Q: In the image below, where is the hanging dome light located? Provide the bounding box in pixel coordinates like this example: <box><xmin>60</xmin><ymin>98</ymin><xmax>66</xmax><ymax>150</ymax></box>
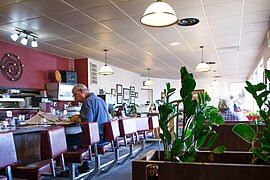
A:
<box><xmin>144</xmin><ymin>79</ymin><xmax>154</xmax><ymax>86</ymax></box>
<box><xmin>98</xmin><ymin>49</ymin><xmax>114</xmax><ymax>76</ymax></box>
<box><xmin>140</xmin><ymin>0</ymin><xmax>178</xmax><ymax>27</ymax></box>
<box><xmin>195</xmin><ymin>46</ymin><xmax>211</xmax><ymax>72</ymax></box>
<box><xmin>144</xmin><ymin>68</ymin><xmax>154</xmax><ymax>86</ymax></box>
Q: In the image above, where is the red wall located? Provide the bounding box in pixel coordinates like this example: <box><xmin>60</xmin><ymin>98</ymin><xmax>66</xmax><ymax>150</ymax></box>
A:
<box><xmin>74</xmin><ymin>58</ymin><xmax>88</xmax><ymax>87</ymax></box>
<box><xmin>0</xmin><ymin>41</ymin><xmax>74</xmax><ymax>90</ymax></box>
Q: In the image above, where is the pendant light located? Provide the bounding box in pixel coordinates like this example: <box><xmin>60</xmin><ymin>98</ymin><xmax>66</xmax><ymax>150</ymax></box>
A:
<box><xmin>98</xmin><ymin>49</ymin><xmax>114</xmax><ymax>76</ymax></box>
<box><xmin>144</xmin><ymin>68</ymin><xmax>154</xmax><ymax>86</ymax></box>
<box><xmin>140</xmin><ymin>0</ymin><xmax>178</xmax><ymax>27</ymax></box>
<box><xmin>195</xmin><ymin>46</ymin><xmax>211</xmax><ymax>72</ymax></box>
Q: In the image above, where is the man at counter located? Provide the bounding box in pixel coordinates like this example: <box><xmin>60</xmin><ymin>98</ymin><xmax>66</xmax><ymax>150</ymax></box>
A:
<box><xmin>70</xmin><ymin>83</ymin><xmax>110</xmax><ymax>137</ymax></box>
<box><xmin>64</xmin><ymin>84</ymin><xmax>110</xmax><ymax>174</ymax></box>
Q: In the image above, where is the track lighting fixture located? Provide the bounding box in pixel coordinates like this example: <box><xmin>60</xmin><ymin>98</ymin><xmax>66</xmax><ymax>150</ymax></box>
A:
<box><xmin>10</xmin><ymin>28</ymin><xmax>39</xmax><ymax>48</ymax></box>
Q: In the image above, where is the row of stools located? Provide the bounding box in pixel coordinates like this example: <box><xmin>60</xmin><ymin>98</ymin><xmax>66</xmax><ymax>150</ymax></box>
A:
<box><xmin>0</xmin><ymin>116</ymin><xmax>159</xmax><ymax>180</ymax></box>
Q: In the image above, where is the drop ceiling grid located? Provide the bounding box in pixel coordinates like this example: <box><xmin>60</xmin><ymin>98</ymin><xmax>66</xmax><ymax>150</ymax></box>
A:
<box><xmin>0</xmin><ymin>0</ymin><xmax>267</xmax><ymax>80</ymax></box>
<box><xmin>109</xmin><ymin>0</ymin><xmax>196</xmax><ymax>73</ymax></box>
<box><xmin>60</xmin><ymin>0</ymin><xmax>180</xmax><ymax>78</ymax></box>
<box><xmin>18</xmin><ymin>1</ymin><xmax>176</xmax><ymax>79</ymax></box>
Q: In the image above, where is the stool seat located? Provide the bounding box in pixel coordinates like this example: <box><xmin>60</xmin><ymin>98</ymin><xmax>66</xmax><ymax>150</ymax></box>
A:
<box><xmin>12</xmin><ymin>160</ymin><xmax>52</xmax><ymax>180</ymax></box>
<box><xmin>97</xmin><ymin>142</ymin><xmax>112</xmax><ymax>154</ymax></box>
<box><xmin>64</xmin><ymin>148</ymin><xmax>90</xmax><ymax>163</ymax></box>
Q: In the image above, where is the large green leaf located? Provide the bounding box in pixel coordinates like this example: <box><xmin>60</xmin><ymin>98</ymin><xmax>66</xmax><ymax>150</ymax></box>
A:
<box><xmin>232</xmin><ymin>124</ymin><xmax>255</xmax><ymax>144</ymax></box>
<box><xmin>245</xmin><ymin>81</ymin><xmax>256</xmax><ymax>95</ymax></box>
<box><xmin>185</xmin><ymin>99</ymin><xmax>197</xmax><ymax>118</ymax></box>
<box><xmin>252</xmin><ymin>147</ymin><xmax>270</xmax><ymax>164</ymax></box>
<box><xmin>265</xmin><ymin>69</ymin><xmax>270</xmax><ymax>81</ymax></box>
<box><xmin>196</xmin><ymin>135</ymin><xmax>208</xmax><ymax>148</ymax></box>
<box><xmin>255</xmin><ymin>83</ymin><xmax>267</xmax><ymax>91</ymax></box>
<box><xmin>258</xmin><ymin>91</ymin><xmax>270</xmax><ymax>99</ymax></box>
<box><xmin>213</xmin><ymin>145</ymin><xmax>226</xmax><ymax>154</ymax></box>
<box><xmin>206</xmin><ymin>133</ymin><xmax>218</xmax><ymax>149</ymax></box>
<box><xmin>259</xmin><ymin>110</ymin><xmax>267</xmax><ymax>121</ymax></box>
<box><xmin>171</xmin><ymin>139</ymin><xmax>183</xmax><ymax>157</ymax></box>
<box><xmin>180</xmin><ymin>77</ymin><xmax>196</xmax><ymax>99</ymax></box>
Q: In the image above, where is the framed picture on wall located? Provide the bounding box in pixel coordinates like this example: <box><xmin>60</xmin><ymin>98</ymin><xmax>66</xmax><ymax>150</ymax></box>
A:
<box><xmin>130</xmin><ymin>96</ymin><xmax>135</xmax><ymax>104</ymax></box>
<box><xmin>135</xmin><ymin>92</ymin><xmax>138</xmax><ymax>98</ymax></box>
<box><xmin>117</xmin><ymin>95</ymin><xmax>123</xmax><ymax>104</ymax></box>
<box><xmin>116</xmin><ymin>84</ymin><xmax>122</xmax><ymax>94</ymax></box>
<box><xmin>130</xmin><ymin>86</ymin><xmax>135</xmax><ymax>96</ymax></box>
<box><xmin>123</xmin><ymin>88</ymin><xmax>130</xmax><ymax>100</ymax></box>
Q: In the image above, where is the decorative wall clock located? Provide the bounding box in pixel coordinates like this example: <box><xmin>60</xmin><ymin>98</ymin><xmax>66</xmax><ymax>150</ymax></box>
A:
<box><xmin>0</xmin><ymin>53</ymin><xmax>24</xmax><ymax>82</ymax></box>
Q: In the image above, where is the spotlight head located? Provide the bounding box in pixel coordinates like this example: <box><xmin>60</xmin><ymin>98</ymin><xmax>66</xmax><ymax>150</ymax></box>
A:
<box><xmin>31</xmin><ymin>38</ymin><xmax>38</xmax><ymax>47</ymax></box>
<box><xmin>20</xmin><ymin>36</ymin><xmax>28</xmax><ymax>45</ymax></box>
<box><xmin>10</xmin><ymin>32</ymin><xmax>20</xmax><ymax>41</ymax></box>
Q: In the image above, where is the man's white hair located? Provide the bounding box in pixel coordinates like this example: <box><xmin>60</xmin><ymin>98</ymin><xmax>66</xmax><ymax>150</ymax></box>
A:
<box><xmin>72</xmin><ymin>84</ymin><xmax>90</xmax><ymax>94</ymax></box>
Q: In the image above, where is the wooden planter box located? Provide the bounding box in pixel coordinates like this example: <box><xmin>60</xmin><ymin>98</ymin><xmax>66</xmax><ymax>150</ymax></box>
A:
<box><xmin>213</xmin><ymin>122</ymin><xmax>264</xmax><ymax>151</ymax></box>
<box><xmin>132</xmin><ymin>150</ymin><xmax>270</xmax><ymax>180</ymax></box>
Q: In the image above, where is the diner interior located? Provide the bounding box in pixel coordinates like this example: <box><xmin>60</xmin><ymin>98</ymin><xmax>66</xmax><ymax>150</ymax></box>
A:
<box><xmin>0</xmin><ymin>0</ymin><xmax>270</xmax><ymax>179</ymax></box>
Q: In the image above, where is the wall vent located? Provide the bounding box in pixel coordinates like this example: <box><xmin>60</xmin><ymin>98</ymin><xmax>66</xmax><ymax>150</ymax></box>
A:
<box><xmin>90</xmin><ymin>62</ymin><xmax>98</xmax><ymax>85</ymax></box>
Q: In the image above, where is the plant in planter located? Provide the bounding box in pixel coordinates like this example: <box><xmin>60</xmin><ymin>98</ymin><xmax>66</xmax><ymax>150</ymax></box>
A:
<box><xmin>158</xmin><ymin>66</ymin><xmax>225</xmax><ymax>161</ymax></box>
<box><xmin>233</xmin><ymin>69</ymin><xmax>270</xmax><ymax>164</ymax></box>
<box><xmin>132</xmin><ymin>67</ymin><xmax>270</xmax><ymax>180</ymax></box>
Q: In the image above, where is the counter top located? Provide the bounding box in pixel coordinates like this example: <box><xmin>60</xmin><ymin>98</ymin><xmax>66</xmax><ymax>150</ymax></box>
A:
<box><xmin>0</xmin><ymin>107</ymin><xmax>39</xmax><ymax>110</ymax></box>
<box><xmin>0</xmin><ymin>123</ymin><xmax>81</xmax><ymax>135</ymax></box>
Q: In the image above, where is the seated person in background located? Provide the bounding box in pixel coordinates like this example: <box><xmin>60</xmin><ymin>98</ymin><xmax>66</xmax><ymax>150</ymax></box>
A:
<box><xmin>218</xmin><ymin>99</ymin><xmax>243</xmax><ymax>121</ymax></box>
<box><xmin>71</xmin><ymin>84</ymin><xmax>110</xmax><ymax>137</ymax></box>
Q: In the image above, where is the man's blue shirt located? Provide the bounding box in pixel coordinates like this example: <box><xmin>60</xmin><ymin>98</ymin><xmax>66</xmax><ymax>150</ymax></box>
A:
<box><xmin>80</xmin><ymin>93</ymin><xmax>110</xmax><ymax>135</ymax></box>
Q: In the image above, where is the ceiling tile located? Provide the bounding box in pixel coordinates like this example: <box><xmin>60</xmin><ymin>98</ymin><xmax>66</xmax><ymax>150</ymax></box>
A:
<box><xmin>0</xmin><ymin>14</ymin><xmax>15</xmax><ymax>25</ymax></box>
<box><xmin>115</xmin><ymin>0</ymin><xmax>151</xmax><ymax>16</ymax></box>
<box><xmin>175</xmin><ymin>6</ymin><xmax>205</xmax><ymax>20</ymax></box>
<box><xmin>245</xmin><ymin>0</ymin><xmax>270</xmax><ymax>13</ymax></box>
<box><xmin>243</xmin><ymin>10</ymin><xmax>270</xmax><ymax>24</ymax></box>
<box><xmin>60</xmin><ymin>0</ymin><xmax>127</xmax><ymax>10</ymax></box>
<box><xmin>100</xmin><ymin>17</ymin><xmax>139</xmax><ymax>31</ymax></box>
<box><xmin>81</xmin><ymin>4</ymin><xmax>125</xmax><ymax>22</ymax></box>
<box><xmin>21</xmin><ymin>0</ymin><xmax>74</xmax><ymax>15</ymax></box>
<box><xmin>43</xmin><ymin>38</ymin><xmax>74</xmax><ymax>47</ymax></box>
<box><xmin>46</xmin><ymin>27</ymin><xmax>80</xmax><ymax>38</ymax></box>
<box><xmin>0</xmin><ymin>2</ymin><xmax>41</xmax><ymax>21</ymax></box>
<box><xmin>71</xmin><ymin>22</ymin><xmax>110</xmax><ymax>35</ymax></box>
<box><xmin>21</xmin><ymin>17</ymin><xmax>64</xmax><ymax>31</ymax></box>
<box><xmin>204</xmin><ymin>0</ymin><xmax>243</xmax><ymax>18</ymax></box>
<box><xmin>242</xmin><ymin>22</ymin><xmax>269</xmax><ymax>33</ymax></box>
<box><xmin>51</xmin><ymin>10</ymin><xmax>94</xmax><ymax>26</ymax></box>
<box><xmin>170</xmin><ymin>0</ymin><xmax>201</xmax><ymax>9</ymax></box>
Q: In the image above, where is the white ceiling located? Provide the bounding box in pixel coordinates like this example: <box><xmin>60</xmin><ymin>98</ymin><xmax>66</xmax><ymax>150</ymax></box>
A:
<box><xmin>0</xmin><ymin>0</ymin><xmax>269</xmax><ymax>80</ymax></box>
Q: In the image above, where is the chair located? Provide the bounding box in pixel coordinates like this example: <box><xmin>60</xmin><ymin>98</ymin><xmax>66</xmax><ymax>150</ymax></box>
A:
<box><xmin>0</xmin><ymin>132</ymin><xmax>17</xmax><ymax>180</ymax></box>
<box><xmin>64</xmin><ymin>122</ymin><xmax>100</xmax><ymax>179</ymax></box>
<box><xmin>12</xmin><ymin>126</ymin><xmax>67</xmax><ymax>180</ymax></box>
<box><xmin>117</xmin><ymin>118</ymin><xmax>137</xmax><ymax>164</ymax></box>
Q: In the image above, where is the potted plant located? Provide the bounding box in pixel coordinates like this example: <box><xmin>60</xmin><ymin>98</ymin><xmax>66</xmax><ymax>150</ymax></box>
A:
<box><xmin>132</xmin><ymin>67</ymin><xmax>270</xmax><ymax>180</ymax></box>
<box><xmin>158</xmin><ymin>67</ymin><xmax>225</xmax><ymax>162</ymax></box>
<box><xmin>233</xmin><ymin>69</ymin><xmax>270</xmax><ymax>164</ymax></box>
